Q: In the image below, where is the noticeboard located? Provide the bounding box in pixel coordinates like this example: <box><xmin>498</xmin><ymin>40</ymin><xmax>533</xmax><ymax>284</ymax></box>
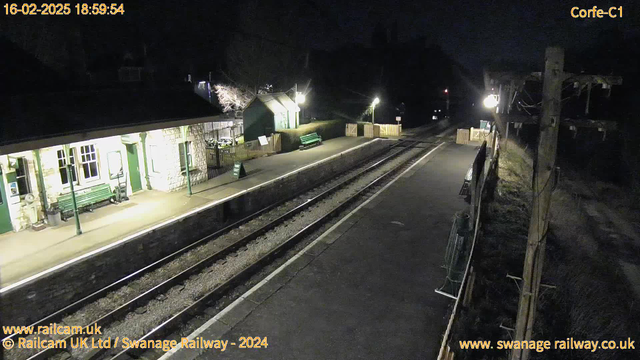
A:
<box><xmin>258</xmin><ymin>135</ymin><xmax>269</xmax><ymax>146</ymax></box>
<box><xmin>233</xmin><ymin>161</ymin><xmax>246</xmax><ymax>179</ymax></box>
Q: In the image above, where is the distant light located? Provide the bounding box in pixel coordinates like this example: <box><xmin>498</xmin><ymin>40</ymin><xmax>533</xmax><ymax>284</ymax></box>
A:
<box><xmin>439</xmin><ymin>109</ymin><xmax>441</xmax><ymax>112</ymax></box>
<box><xmin>295</xmin><ymin>92</ymin><xmax>306</xmax><ymax>104</ymax></box>
<box><xmin>372</xmin><ymin>97</ymin><xmax>380</xmax><ymax>106</ymax></box>
<box><xmin>432</xmin><ymin>115</ymin><xmax>438</xmax><ymax>120</ymax></box>
<box><xmin>444</xmin><ymin>89</ymin><xmax>448</xmax><ymax>93</ymax></box>
<box><xmin>483</xmin><ymin>94</ymin><xmax>499</xmax><ymax>109</ymax></box>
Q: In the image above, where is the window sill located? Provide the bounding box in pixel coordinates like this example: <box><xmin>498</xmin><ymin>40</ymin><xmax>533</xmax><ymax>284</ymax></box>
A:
<box><xmin>180</xmin><ymin>168</ymin><xmax>200</xmax><ymax>176</ymax></box>
<box><xmin>84</xmin><ymin>177</ymin><xmax>101</xmax><ymax>185</ymax></box>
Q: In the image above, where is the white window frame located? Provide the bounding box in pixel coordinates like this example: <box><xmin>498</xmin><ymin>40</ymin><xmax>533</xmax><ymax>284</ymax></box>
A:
<box><xmin>80</xmin><ymin>144</ymin><xmax>100</xmax><ymax>181</ymax></box>
<box><xmin>15</xmin><ymin>157</ymin><xmax>31</xmax><ymax>196</ymax></box>
<box><xmin>179</xmin><ymin>141</ymin><xmax>193</xmax><ymax>172</ymax></box>
<box><xmin>57</xmin><ymin>148</ymin><xmax>79</xmax><ymax>187</ymax></box>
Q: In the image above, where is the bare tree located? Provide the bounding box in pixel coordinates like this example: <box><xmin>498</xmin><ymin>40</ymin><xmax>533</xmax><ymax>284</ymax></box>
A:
<box><xmin>213</xmin><ymin>84</ymin><xmax>253</xmax><ymax>113</ymax></box>
<box><xmin>224</xmin><ymin>0</ymin><xmax>305</xmax><ymax>91</ymax></box>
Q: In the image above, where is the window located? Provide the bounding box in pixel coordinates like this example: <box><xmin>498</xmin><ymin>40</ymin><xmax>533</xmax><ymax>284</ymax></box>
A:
<box><xmin>107</xmin><ymin>151</ymin><xmax>123</xmax><ymax>179</ymax></box>
<box><xmin>80</xmin><ymin>144</ymin><xmax>99</xmax><ymax>180</ymax></box>
<box><xmin>15</xmin><ymin>157</ymin><xmax>31</xmax><ymax>195</ymax></box>
<box><xmin>179</xmin><ymin>142</ymin><xmax>192</xmax><ymax>171</ymax></box>
<box><xmin>57</xmin><ymin>149</ymin><xmax>78</xmax><ymax>185</ymax></box>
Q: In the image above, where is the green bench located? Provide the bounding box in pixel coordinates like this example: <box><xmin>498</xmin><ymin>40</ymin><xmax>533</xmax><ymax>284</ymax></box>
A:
<box><xmin>299</xmin><ymin>132</ymin><xmax>322</xmax><ymax>150</ymax></box>
<box><xmin>58</xmin><ymin>183</ymin><xmax>115</xmax><ymax>220</ymax></box>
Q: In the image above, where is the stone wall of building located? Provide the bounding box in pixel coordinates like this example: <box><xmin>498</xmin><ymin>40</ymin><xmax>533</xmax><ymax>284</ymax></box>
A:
<box><xmin>146</xmin><ymin>124</ymin><xmax>207</xmax><ymax>192</ymax></box>
<box><xmin>1</xmin><ymin>139</ymin><xmax>391</xmax><ymax>326</ymax></box>
<box><xmin>2</xmin><ymin>124</ymin><xmax>208</xmax><ymax>232</ymax></box>
<box><xmin>38</xmin><ymin>136</ymin><xmax>143</xmax><ymax>209</ymax></box>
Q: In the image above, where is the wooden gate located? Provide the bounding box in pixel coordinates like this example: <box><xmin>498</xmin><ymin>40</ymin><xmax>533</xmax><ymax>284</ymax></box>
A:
<box><xmin>345</xmin><ymin>123</ymin><xmax>358</xmax><ymax>137</ymax></box>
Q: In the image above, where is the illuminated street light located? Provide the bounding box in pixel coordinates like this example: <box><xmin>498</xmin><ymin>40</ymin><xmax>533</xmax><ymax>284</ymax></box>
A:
<box><xmin>483</xmin><ymin>94</ymin><xmax>499</xmax><ymax>109</ymax></box>
<box><xmin>295</xmin><ymin>92</ymin><xmax>306</xmax><ymax>104</ymax></box>
<box><xmin>444</xmin><ymin>88</ymin><xmax>449</xmax><ymax>117</ymax></box>
<box><xmin>371</xmin><ymin>97</ymin><xmax>380</xmax><ymax>124</ymax></box>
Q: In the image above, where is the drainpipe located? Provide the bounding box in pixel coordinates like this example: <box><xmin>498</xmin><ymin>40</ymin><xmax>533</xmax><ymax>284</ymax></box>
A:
<box><xmin>139</xmin><ymin>132</ymin><xmax>152</xmax><ymax>190</ymax></box>
<box><xmin>180</xmin><ymin>126</ymin><xmax>192</xmax><ymax>196</ymax></box>
<box><xmin>64</xmin><ymin>144</ymin><xmax>82</xmax><ymax>235</ymax></box>
<box><xmin>34</xmin><ymin>149</ymin><xmax>48</xmax><ymax>211</ymax></box>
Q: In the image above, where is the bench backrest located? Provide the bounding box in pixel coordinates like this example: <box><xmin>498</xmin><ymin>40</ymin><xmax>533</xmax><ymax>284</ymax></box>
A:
<box><xmin>300</xmin><ymin>132</ymin><xmax>321</xmax><ymax>143</ymax></box>
<box><xmin>58</xmin><ymin>183</ymin><xmax>112</xmax><ymax>210</ymax></box>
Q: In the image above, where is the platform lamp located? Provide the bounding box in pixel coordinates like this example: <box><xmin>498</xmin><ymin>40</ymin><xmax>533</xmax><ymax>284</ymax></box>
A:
<box><xmin>64</xmin><ymin>144</ymin><xmax>82</xmax><ymax>235</ymax></box>
<box><xmin>483</xmin><ymin>94</ymin><xmax>499</xmax><ymax>109</ymax></box>
<box><xmin>295</xmin><ymin>90</ymin><xmax>306</xmax><ymax>128</ymax></box>
<box><xmin>444</xmin><ymin>88</ymin><xmax>449</xmax><ymax>117</ymax></box>
<box><xmin>371</xmin><ymin>97</ymin><xmax>380</xmax><ymax>125</ymax></box>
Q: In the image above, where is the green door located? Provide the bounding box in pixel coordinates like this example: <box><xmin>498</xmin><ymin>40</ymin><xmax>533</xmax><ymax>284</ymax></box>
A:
<box><xmin>0</xmin><ymin>169</ymin><xmax>14</xmax><ymax>234</ymax></box>
<box><xmin>126</xmin><ymin>144</ymin><xmax>143</xmax><ymax>193</ymax></box>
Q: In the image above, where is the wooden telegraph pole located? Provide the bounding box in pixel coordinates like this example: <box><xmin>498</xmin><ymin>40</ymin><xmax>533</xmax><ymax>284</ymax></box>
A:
<box><xmin>511</xmin><ymin>47</ymin><xmax>564</xmax><ymax>360</ymax></box>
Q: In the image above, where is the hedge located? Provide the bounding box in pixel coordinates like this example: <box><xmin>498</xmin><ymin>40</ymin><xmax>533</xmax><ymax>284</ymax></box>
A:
<box><xmin>278</xmin><ymin>119</ymin><xmax>348</xmax><ymax>152</ymax></box>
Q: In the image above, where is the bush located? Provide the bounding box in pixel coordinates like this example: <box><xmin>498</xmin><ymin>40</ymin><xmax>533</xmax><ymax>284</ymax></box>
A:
<box><xmin>277</xmin><ymin>119</ymin><xmax>347</xmax><ymax>152</ymax></box>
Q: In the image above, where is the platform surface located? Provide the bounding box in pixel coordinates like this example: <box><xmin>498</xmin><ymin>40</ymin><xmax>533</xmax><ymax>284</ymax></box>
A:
<box><xmin>169</xmin><ymin>142</ymin><xmax>478</xmax><ymax>360</ymax></box>
<box><xmin>0</xmin><ymin>137</ymin><xmax>374</xmax><ymax>288</ymax></box>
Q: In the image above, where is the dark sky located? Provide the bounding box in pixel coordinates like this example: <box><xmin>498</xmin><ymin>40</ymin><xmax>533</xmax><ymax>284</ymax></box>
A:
<box><xmin>307</xmin><ymin>0</ymin><xmax>639</xmax><ymax>71</ymax></box>
<box><xmin>2</xmin><ymin>0</ymin><xmax>638</xmax><ymax>74</ymax></box>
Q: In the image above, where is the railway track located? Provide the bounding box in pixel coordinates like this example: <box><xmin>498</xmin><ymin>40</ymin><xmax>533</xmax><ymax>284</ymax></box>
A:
<box><xmin>4</xmin><ymin>123</ymin><xmax>454</xmax><ymax>360</ymax></box>
<box><xmin>4</xmin><ymin>155</ymin><xmax>405</xmax><ymax>358</ymax></box>
<box><xmin>105</xmin><ymin>140</ymin><xmax>441</xmax><ymax>360</ymax></box>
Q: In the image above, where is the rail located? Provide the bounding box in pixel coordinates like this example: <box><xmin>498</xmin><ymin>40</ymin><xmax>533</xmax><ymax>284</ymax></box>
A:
<box><xmin>23</xmin><ymin>141</ymin><xmax>419</xmax><ymax>360</ymax></box>
<box><xmin>111</xmin><ymin>141</ymin><xmax>437</xmax><ymax>360</ymax></box>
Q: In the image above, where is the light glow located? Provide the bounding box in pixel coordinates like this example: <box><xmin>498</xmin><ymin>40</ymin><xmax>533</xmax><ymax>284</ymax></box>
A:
<box><xmin>483</xmin><ymin>94</ymin><xmax>499</xmax><ymax>109</ymax></box>
<box><xmin>295</xmin><ymin>92</ymin><xmax>306</xmax><ymax>104</ymax></box>
<box><xmin>372</xmin><ymin>97</ymin><xmax>380</xmax><ymax>106</ymax></box>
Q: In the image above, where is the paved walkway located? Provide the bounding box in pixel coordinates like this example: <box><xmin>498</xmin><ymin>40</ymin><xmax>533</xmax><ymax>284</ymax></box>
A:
<box><xmin>0</xmin><ymin>137</ymin><xmax>373</xmax><ymax>288</ymax></box>
<box><xmin>166</xmin><ymin>142</ymin><xmax>478</xmax><ymax>360</ymax></box>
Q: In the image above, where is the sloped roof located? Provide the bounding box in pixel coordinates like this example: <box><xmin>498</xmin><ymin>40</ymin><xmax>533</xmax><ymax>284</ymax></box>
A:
<box><xmin>1</xmin><ymin>87</ymin><xmax>221</xmax><ymax>151</ymax></box>
<box><xmin>248</xmin><ymin>92</ymin><xmax>299</xmax><ymax>114</ymax></box>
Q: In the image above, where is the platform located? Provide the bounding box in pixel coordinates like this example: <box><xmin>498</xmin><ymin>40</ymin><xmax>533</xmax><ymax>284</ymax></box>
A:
<box><xmin>165</xmin><ymin>142</ymin><xmax>479</xmax><ymax>360</ymax></box>
<box><xmin>0</xmin><ymin>136</ymin><xmax>374</xmax><ymax>289</ymax></box>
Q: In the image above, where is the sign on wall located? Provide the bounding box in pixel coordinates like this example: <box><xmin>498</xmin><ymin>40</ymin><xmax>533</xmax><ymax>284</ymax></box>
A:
<box><xmin>107</xmin><ymin>151</ymin><xmax>123</xmax><ymax>179</ymax></box>
<box><xmin>8</xmin><ymin>182</ymin><xmax>18</xmax><ymax>197</ymax></box>
<box><xmin>258</xmin><ymin>136</ymin><xmax>269</xmax><ymax>146</ymax></box>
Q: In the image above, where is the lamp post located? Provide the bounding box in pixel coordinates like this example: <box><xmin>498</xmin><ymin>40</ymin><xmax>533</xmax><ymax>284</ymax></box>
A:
<box><xmin>64</xmin><ymin>144</ymin><xmax>82</xmax><ymax>235</ymax></box>
<box><xmin>444</xmin><ymin>88</ymin><xmax>450</xmax><ymax>117</ymax></box>
<box><xmin>293</xmin><ymin>83</ymin><xmax>306</xmax><ymax>128</ymax></box>
<box><xmin>295</xmin><ymin>93</ymin><xmax>306</xmax><ymax>128</ymax></box>
<box><xmin>180</xmin><ymin>125</ymin><xmax>192</xmax><ymax>196</ymax></box>
<box><xmin>371</xmin><ymin>97</ymin><xmax>380</xmax><ymax>125</ymax></box>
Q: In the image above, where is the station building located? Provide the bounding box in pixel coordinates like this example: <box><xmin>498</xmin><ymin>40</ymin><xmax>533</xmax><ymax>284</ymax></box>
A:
<box><xmin>0</xmin><ymin>88</ymin><xmax>221</xmax><ymax>234</ymax></box>
<box><xmin>242</xmin><ymin>93</ymin><xmax>300</xmax><ymax>141</ymax></box>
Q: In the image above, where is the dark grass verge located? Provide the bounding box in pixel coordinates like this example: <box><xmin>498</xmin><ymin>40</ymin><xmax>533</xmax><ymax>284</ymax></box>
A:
<box><xmin>449</xmin><ymin>141</ymin><xmax>640</xmax><ymax>360</ymax></box>
<box><xmin>449</xmin><ymin>144</ymin><xmax>532</xmax><ymax>360</ymax></box>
